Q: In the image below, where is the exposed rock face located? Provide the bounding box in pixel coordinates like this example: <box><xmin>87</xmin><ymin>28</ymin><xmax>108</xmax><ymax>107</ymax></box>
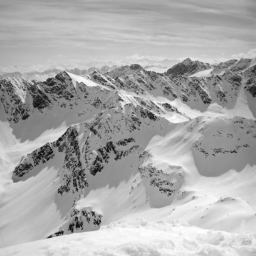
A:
<box><xmin>166</xmin><ymin>58</ymin><xmax>211</xmax><ymax>77</ymax></box>
<box><xmin>0</xmin><ymin>77</ymin><xmax>31</xmax><ymax>122</ymax></box>
<box><xmin>245</xmin><ymin>83</ymin><xmax>256</xmax><ymax>97</ymax></box>
<box><xmin>66</xmin><ymin>207</ymin><xmax>102</xmax><ymax>233</ymax></box>
<box><xmin>28</xmin><ymin>83</ymin><xmax>51</xmax><ymax>110</ymax></box>
<box><xmin>244</xmin><ymin>65</ymin><xmax>256</xmax><ymax>97</ymax></box>
<box><xmin>139</xmin><ymin>163</ymin><xmax>184</xmax><ymax>197</ymax></box>
<box><xmin>88</xmin><ymin>139</ymin><xmax>140</xmax><ymax>176</ymax></box>
<box><xmin>13</xmin><ymin>142</ymin><xmax>55</xmax><ymax>178</ymax></box>
<box><xmin>90</xmin><ymin>71</ymin><xmax>116</xmax><ymax>90</ymax></box>
<box><xmin>188</xmin><ymin>78</ymin><xmax>212</xmax><ymax>104</ymax></box>
<box><xmin>213</xmin><ymin>59</ymin><xmax>237</xmax><ymax>73</ymax></box>
<box><xmin>230</xmin><ymin>58</ymin><xmax>251</xmax><ymax>72</ymax></box>
<box><xmin>54</xmin><ymin>126</ymin><xmax>88</xmax><ymax>196</ymax></box>
<box><xmin>191</xmin><ymin>116</ymin><xmax>256</xmax><ymax>176</ymax></box>
<box><xmin>222</xmin><ymin>70</ymin><xmax>242</xmax><ymax>85</ymax></box>
<box><xmin>47</xmin><ymin>206</ymin><xmax>102</xmax><ymax>238</ymax></box>
<box><xmin>13</xmin><ymin>125</ymin><xmax>88</xmax><ymax>198</ymax></box>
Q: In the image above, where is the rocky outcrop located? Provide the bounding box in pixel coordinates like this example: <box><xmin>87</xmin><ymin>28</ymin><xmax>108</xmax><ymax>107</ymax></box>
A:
<box><xmin>90</xmin><ymin>71</ymin><xmax>116</xmax><ymax>90</ymax></box>
<box><xmin>166</xmin><ymin>58</ymin><xmax>211</xmax><ymax>77</ymax></box>
<box><xmin>13</xmin><ymin>125</ymin><xmax>88</xmax><ymax>197</ymax></box>
<box><xmin>189</xmin><ymin>78</ymin><xmax>212</xmax><ymax>104</ymax></box>
<box><xmin>230</xmin><ymin>58</ymin><xmax>251</xmax><ymax>72</ymax></box>
<box><xmin>213</xmin><ymin>59</ymin><xmax>237</xmax><ymax>73</ymax></box>
<box><xmin>54</xmin><ymin>126</ymin><xmax>88</xmax><ymax>196</ymax></box>
<box><xmin>244</xmin><ymin>65</ymin><xmax>256</xmax><ymax>97</ymax></box>
<box><xmin>0</xmin><ymin>78</ymin><xmax>31</xmax><ymax>122</ymax></box>
<box><xmin>87</xmin><ymin>139</ymin><xmax>141</xmax><ymax>176</ymax></box>
<box><xmin>192</xmin><ymin>117</ymin><xmax>256</xmax><ymax>159</ymax></box>
<box><xmin>245</xmin><ymin>83</ymin><xmax>256</xmax><ymax>97</ymax></box>
<box><xmin>13</xmin><ymin>143</ymin><xmax>55</xmax><ymax>178</ymax></box>
<box><xmin>48</xmin><ymin>206</ymin><xmax>103</xmax><ymax>238</ymax></box>
<box><xmin>66</xmin><ymin>207</ymin><xmax>102</xmax><ymax>233</ymax></box>
<box><xmin>139</xmin><ymin>163</ymin><xmax>184</xmax><ymax>197</ymax></box>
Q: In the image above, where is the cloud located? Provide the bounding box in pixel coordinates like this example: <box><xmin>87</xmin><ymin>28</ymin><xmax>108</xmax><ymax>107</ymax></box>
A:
<box><xmin>231</xmin><ymin>49</ymin><xmax>256</xmax><ymax>59</ymax></box>
<box><xmin>0</xmin><ymin>0</ymin><xmax>255</xmax><ymax>65</ymax></box>
<box><xmin>125</xmin><ymin>54</ymin><xmax>171</xmax><ymax>62</ymax></box>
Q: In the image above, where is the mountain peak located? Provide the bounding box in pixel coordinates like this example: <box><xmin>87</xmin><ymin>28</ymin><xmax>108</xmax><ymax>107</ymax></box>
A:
<box><xmin>166</xmin><ymin>58</ymin><xmax>210</xmax><ymax>77</ymax></box>
<box><xmin>182</xmin><ymin>58</ymin><xmax>193</xmax><ymax>65</ymax></box>
<box><xmin>129</xmin><ymin>64</ymin><xmax>143</xmax><ymax>70</ymax></box>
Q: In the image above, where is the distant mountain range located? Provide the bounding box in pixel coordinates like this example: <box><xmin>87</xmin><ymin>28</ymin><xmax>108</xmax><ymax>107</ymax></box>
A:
<box><xmin>0</xmin><ymin>58</ymin><xmax>179</xmax><ymax>81</ymax></box>
<box><xmin>1</xmin><ymin>56</ymin><xmax>254</xmax><ymax>82</ymax></box>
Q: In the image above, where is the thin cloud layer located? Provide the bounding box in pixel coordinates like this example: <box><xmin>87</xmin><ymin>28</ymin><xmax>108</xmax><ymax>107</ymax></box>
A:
<box><xmin>0</xmin><ymin>0</ymin><xmax>255</xmax><ymax>65</ymax></box>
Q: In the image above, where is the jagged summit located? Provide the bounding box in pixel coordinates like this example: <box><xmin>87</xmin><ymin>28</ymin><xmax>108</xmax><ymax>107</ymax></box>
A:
<box><xmin>244</xmin><ymin>64</ymin><xmax>256</xmax><ymax>97</ymax></box>
<box><xmin>129</xmin><ymin>63</ymin><xmax>143</xmax><ymax>70</ymax></box>
<box><xmin>104</xmin><ymin>63</ymin><xmax>145</xmax><ymax>79</ymax></box>
<box><xmin>166</xmin><ymin>58</ymin><xmax>211</xmax><ymax>77</ymax></box>
<box><xmin>230</xmin><ymin>58</ymin><xmax>252</xmax><ymax>72</ymax></box>
<box><xmin>212</xmin><ymin>59</ymin><xmax>237</xmax><ymax>73</ymax></box>
<box><xmin>181</xmin><ymin>57</ymin><xmax>193</xmax><ymax>65</ymax></box>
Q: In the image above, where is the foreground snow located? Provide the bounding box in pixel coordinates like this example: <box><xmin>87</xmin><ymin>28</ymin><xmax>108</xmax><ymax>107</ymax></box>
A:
<box><xmin>1</xmin><ymin>219</ymin><xmax>255</xmax><ymax>256</ymax></box>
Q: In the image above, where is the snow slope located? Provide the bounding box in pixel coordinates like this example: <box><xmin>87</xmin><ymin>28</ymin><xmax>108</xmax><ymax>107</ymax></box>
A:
<box><xmin>0</xmin><ymin>57</ymin><xmax>256</xmax><ymax>253</ymax></box>
<box><xmin>1</xmin><ymin>219</ymin><xmax>256</xmax><ymax>256</ymax></box>
<box><xmin>190</xmin><ymin>69</ymin><xmax>213</xmax><ymax>77</ymax></box>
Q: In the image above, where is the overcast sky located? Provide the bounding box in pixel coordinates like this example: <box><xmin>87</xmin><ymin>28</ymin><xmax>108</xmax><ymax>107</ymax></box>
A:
<box><xmin>0</xmin><ymin>0</ymin><xmax>255</xmax><ymax>66</ymax></box>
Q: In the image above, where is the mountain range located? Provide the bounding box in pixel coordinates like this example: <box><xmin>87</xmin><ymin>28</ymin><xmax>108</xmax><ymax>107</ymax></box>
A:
<box><xmin>0</xmin><ymin>56</ymin><xmax>256</xmax><ymax>255</ymax></box>
<box><xmin>0</xmin><ymin>58</ymin><xmax>179</xmax><ymax>82</ymax></box>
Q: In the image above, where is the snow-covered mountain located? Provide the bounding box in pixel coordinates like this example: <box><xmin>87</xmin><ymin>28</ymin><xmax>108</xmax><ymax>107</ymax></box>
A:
<box><xmin>0</xmin><ymin>66</ymin><xmax>118</xmax><ymax>82</ymax></box>
<box><xmin>166</xmin><ymin>58</ymin><xmax>211</xmax><ymax>77</ymax></box>
<box><xmin>0</xmin><ymin>57</ymin><xmax>256</xmax><ymax>254</ymax></box>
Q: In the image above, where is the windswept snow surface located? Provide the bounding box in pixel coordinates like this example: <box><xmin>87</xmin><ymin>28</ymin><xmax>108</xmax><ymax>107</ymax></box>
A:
<box><xmin>190</xmin><ymin>68</ymin><xmax>213</xmax><ymax>78</ymax></box>
<box><xmin>145</xmin><ymin>66</ymin><xmax>169</xmax><ymax>73</ymax></box>
<box><xmin>0</xmin><ymin>59</ymin><xmax>256</xmax><ymax>253</ymax></box>
<box><xmin>1</xmin><ymin>219</ymin><xmax>256</xmax><ymax>256</ymax></box>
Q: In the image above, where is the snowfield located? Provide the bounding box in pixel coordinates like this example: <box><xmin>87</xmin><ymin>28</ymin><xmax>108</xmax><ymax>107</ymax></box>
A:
<box><xmin>1</xmin><ymin>219</ymin><xmax>256</xmax><ymax>256</ymax></box>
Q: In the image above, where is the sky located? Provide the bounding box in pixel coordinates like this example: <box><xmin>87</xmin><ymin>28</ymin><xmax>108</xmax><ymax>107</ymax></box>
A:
<box><xmin>0</xmin><ymin>0</ymin><xmax>255</xmax><ymax>66</ymax></box>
